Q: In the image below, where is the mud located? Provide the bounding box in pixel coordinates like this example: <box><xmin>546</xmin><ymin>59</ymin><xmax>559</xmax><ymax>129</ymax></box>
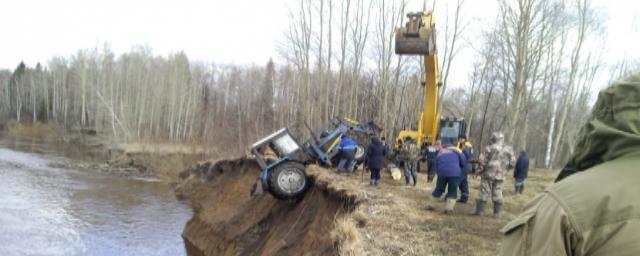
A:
<box><xmin>176</xmin><ymin>159</ymin><xmax>361</xmax><ymax>256</ymax></box>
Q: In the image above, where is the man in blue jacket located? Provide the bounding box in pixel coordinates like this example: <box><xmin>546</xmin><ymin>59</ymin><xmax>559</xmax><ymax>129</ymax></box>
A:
<box><xmin>513</xmin><ymin>151</ymin><xmax>529</xmax><ymax>194</ymax></box>
<box><xmin>429</xmin><ymin>143</ymin><xmax>466</xmax><ymax>214</ymax></box>
<box><xmin>337</xmin><ymin>134</ymin><xmax>358</xmax><ymax>175</ymax></box>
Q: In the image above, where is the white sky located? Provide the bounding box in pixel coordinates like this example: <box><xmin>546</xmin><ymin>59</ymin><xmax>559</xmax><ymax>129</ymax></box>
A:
<box><xmin>1</xmin><ymin>0</ymin><xmax>638</xmax><ymax>90</ymax></box>
<box><xmin>0</xmin><ymin>0</ymin><xmax>289</xmax><ymax>68</ymax></box>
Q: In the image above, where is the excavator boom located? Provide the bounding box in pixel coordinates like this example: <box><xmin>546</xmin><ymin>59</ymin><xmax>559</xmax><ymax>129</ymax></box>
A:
<box><xmin>394</xmin><ymin>11</ymin><xmax>465</xmax><ymax>146</ymax></box>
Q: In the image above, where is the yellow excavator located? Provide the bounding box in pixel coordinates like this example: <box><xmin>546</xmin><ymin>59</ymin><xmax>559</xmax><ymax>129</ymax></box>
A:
<box><xmin>394</xmin><ymin>11</ymin><xmax>466</xmax><ymax>146</ymax></box>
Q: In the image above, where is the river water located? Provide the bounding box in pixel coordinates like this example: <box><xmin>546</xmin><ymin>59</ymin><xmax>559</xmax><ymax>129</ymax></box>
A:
<box><xmin>0</xmin><ymin>138</ymin><xmax>192</xmax><ymax>256</ymax></box>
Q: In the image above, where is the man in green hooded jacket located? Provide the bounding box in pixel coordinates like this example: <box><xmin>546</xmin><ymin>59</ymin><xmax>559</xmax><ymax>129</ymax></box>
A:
<box><xmin>499</xmin><ymin>72</ymin><xmax>640</xmax><ymax>256</ymax></box>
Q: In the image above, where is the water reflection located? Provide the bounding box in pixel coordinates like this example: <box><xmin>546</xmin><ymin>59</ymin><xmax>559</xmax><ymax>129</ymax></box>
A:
<box><xmin>0</xmin><ymin>139</ymin><xmax>191</xmax><ymax>256</ymax></box>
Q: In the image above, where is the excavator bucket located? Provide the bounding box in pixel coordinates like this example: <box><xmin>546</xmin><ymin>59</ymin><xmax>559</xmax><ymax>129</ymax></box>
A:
<box><xmin>395</xmin><ymin>12</ymin><xmax>436</xmax><ymax>55</ymax></box>
<box><xmin>396</xmin><ymin>28</ymin><xmax>432</xmax><ymax>55</ymax></box>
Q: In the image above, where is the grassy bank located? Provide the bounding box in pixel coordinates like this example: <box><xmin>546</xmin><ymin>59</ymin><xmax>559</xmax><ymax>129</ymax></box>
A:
<box><xmin>1</xmin><ymin>122</ymin><xmax>214</xmax><ymax>182</ymax></box>
<box><xmin>322</xmin><ymin>166</ymin><xmax>558</xmax><ymax>255</ymax></box>
<box><xmin>4</xmin><ymin>121</ymin><xmax>57</xmax><ymax>139</ymax></box>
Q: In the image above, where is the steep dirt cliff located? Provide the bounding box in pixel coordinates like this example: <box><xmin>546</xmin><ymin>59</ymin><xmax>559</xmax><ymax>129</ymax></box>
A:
<box><xmin>175</xmin><ymin>158</ymin><xmax>558</xmax><ymax>256</ymax></box>
<box><xmin>175</xmin><ymin>159</ymin><xmax>362</xmax><ymax>256</ymax></box>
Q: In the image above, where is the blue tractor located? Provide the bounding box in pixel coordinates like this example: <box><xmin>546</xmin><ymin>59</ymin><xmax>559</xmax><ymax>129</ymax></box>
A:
<box><xmin>251</xmin><ymin>118</ymin><xmax>380</xmax><ymax>199</ymax></box>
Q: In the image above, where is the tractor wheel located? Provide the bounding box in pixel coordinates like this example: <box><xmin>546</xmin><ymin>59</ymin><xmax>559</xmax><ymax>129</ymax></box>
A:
<box><xmin>267</xmin><ymin>162</ymin><xmax>309</xmax><ymax>200</ymax></box>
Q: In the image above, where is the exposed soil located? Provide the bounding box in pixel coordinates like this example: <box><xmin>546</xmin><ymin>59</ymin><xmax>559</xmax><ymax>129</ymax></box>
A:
<box><xmin>176</xmin><ymin>158</ymin><xmax>557</xmax><ymax>256</ymax></box>
<box><xmin>176</xmin><ymin>159</ymin><xmax>362</xmax><ymax>256</ymax></box>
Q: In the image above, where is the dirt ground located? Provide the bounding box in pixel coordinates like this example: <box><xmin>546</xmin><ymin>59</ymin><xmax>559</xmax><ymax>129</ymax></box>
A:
<box><xmin>175</xmin><ymin>156</ymin><xmax>557</xmax><ymax>256</ymax></box>
<box><xmin>175</xmin><ymin>159</ymin><xmax>360</xmax><ymax>256</ymax></box>
<box><xmin>311</xmin><ymin>164</ymin><xmax>558</xmax><ymax>256</ymax></box>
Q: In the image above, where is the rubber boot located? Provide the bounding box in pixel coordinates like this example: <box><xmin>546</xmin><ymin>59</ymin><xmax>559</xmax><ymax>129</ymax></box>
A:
<box><xmin>470</xmin><ymin>200</ymin><xmax>486</xmax><ymax>216</ymax></box>
<box><xmin>444</xmin><ymin>198</ymin><xmax>456</xmax><ymax>214</ymax></box>
<box><xmin>520</xmin><ymin>184</ymin><xmax>525</xmax><ymax>194</ymax></box>
<box><xmin>493</xmin><ymin>202</ymin><xmax>503</xmax><ymax>218</ymax></box>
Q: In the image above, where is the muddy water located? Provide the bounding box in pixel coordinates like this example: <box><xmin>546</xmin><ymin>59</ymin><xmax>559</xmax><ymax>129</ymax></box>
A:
<box><xmin>0</xmin><ymin>138</ymin><xmax>192</xmax><ymax>256</ymax></box>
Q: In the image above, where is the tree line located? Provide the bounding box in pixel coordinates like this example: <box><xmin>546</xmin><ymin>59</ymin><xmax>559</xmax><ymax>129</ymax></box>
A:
<box><xmin>0</xmin><ymin>0</ymin><xmax>638</xmax><ymax>168</ymax></box>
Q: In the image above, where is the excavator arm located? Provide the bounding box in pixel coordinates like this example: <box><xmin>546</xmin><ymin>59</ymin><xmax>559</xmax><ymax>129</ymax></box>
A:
<box><xmin>394</xmin><ymin>11</ymin><xmax>466</xmax><ymax>147</ymax></box>
<box><xmin>395</xmin><ymin>11</ymin><xmax>440</xmax><ymax>146</ymax></box>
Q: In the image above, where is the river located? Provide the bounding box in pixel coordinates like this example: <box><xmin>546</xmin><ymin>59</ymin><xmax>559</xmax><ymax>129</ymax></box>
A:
<box><xmin>0</xmin><ymin>138</ymin><xmax>192</xmax><ymax>256</ymax></box>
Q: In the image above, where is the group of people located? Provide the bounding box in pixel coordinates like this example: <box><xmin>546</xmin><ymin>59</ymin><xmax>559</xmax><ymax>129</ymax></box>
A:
<box><xmin>333</xmin><ymin>133</ymin><xmax>389</xmax><ymax>187</ymax></box>
<box><xmin>331</xmin><ymin>73</ymin><xmax>640</xmax><ymax>254</ymax></box>
<box><xmin>335</xmin><ymin>130</ymin><xmax>530</xmax><ymax>216</ymax></box>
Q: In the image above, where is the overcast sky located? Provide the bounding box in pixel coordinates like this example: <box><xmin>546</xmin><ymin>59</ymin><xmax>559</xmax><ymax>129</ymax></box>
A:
<box><xmin>1</xmin><ymin>0</ymin><xmax>638</xmax><ymax>89</ymax></box>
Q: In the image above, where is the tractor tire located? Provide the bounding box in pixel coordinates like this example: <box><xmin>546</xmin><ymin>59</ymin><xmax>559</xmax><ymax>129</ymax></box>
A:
<box><xmin>267</xmin><ymin>162</ymin><xmax>309</xmax><ymax>200</ymax></box>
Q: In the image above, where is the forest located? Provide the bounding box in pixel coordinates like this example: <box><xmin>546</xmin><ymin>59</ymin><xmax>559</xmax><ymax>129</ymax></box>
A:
<box><xmin>0</xmin><ymin>0</ymin><xmax>638</xmax><ymax>168</ymax></box>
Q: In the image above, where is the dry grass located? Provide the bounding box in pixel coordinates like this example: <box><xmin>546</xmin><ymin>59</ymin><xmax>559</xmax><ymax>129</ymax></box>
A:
<box><xmin>351</xmin><ymin>209</ymin><xmax>369</xmax><ymax>228</ymax></box>
<box><xmin>108</xmin><ymin>147</ymin><xmax>209</xmax><ymax>182</ymax></box>
<box><xmin>116</xmin><ymin>143</ymin><xmax>215</xmax><ymax>156</ymax></box>
<box><xmin>6</xmin><ymin>121</ymin><xmax>54</xmax><ymax>138</ymax></box>
<box><xmin>331</xmin><ymin>216</ymin><xmax>362</xmax><ymax>255</ymax></box>
<box><xmin>308</xmin><ymin>165</ymin><xmax>558</xmax><ymax>255</ymax></box>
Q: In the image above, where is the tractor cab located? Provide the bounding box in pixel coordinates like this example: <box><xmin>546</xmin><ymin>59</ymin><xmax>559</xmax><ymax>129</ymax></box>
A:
<box><xmin>251</xmin><ymin>128</ymin><xmax>310</xmax><ymax>200</ymax></box>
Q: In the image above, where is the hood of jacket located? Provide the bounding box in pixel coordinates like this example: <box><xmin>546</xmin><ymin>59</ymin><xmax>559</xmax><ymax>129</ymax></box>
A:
<box><xmin>371</xmin><ymin>136</ymin><xmax>382</xmax><ymax>146</ymax></box>
<box><xmin>556</xmin><ymin>72</ymin><xmax>640</xmax><ymax>182</ymax></box>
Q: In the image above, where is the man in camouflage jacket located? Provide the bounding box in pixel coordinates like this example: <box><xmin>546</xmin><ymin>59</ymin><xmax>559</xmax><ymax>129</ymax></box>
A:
<box><xmin>471</xmin><ymin>132</ymin><xmax>515</xmax><ymax>218</ymax></box>
<box><xmin>398</xmin><ymin>136</ymin><xmax>421</xmax><ymax>186</ymax></box>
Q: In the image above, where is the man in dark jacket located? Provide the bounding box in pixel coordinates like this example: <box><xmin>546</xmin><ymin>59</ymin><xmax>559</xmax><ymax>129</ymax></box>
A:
<box><xmin>513</xmin><ymin>151</ymin><xmax>529</xmax><ymax>194</ymax></box>
<box><xmin>337</xmin><ymin>135</ymin><xmax>358</xmax><ymax>175</ymax></box>
<box><xmin>429</xmin><ymin>143</ymin><xmax>466</xmax><ymax>214</ymax></box>
<box><xmin>365</xmin><ymin>136</ymin><xmax>388</xmax><ymax>186</ymax></box>
<box><xmin>424</xmin><ymin>141</ymin><xmax>441</xmax><ymax>183</ymax></box>
<box><xmin>380</xmin><ymin>136</ymin><xmax>390</xmax><ymax>152</ymax></box>
<box><xmin>456</xmin><ymin>135</ymin><xmax>474</xmax><ymax>203</ymax></box>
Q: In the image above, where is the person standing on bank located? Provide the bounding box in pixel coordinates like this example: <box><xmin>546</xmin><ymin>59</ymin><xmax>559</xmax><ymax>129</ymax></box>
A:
<box><xmin>456</xmin><ymin>135</ymin><xmax>474</xmax><ymax>203</ymax></box>
<box><xmin>365</xmin><ymin>136</ymin><xmax>388</xmax><ymax>186</ymax></box>
<box><xmin>399</xmin><ymin>136</ymin><xmax>421</xmax><ymax>186</ymax></box>
<box><xmin>471</xmin><ymin>132</ymin><xmax>515</xmax><ymax>218</ymax></box>
<box><xmin>513</xmin><ymin>151</ymin><xmax>529</xmax><ymax>194</ymax></box>
<box><xmin>423</xmin><ymin>141</ymin><xmax>439</xmax><ymax>183</ymax></box>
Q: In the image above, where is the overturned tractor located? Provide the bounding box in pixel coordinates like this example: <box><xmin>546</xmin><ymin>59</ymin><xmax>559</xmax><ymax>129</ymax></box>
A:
<box><xmin>251</xmin><ymin>118</ymin><xmax>380</xmax><ymax>199</ymax></box>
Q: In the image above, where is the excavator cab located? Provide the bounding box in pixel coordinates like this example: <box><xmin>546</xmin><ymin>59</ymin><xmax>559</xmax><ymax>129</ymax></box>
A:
<box><xmin>438</xmin><ymin>117</ymin><xmax>466</xmax><ymax>145</ymax></box>
<box><xmin>395</xmin><ymin>11</ymin><xmax>436</xmax><ymax>55</ymax></box>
